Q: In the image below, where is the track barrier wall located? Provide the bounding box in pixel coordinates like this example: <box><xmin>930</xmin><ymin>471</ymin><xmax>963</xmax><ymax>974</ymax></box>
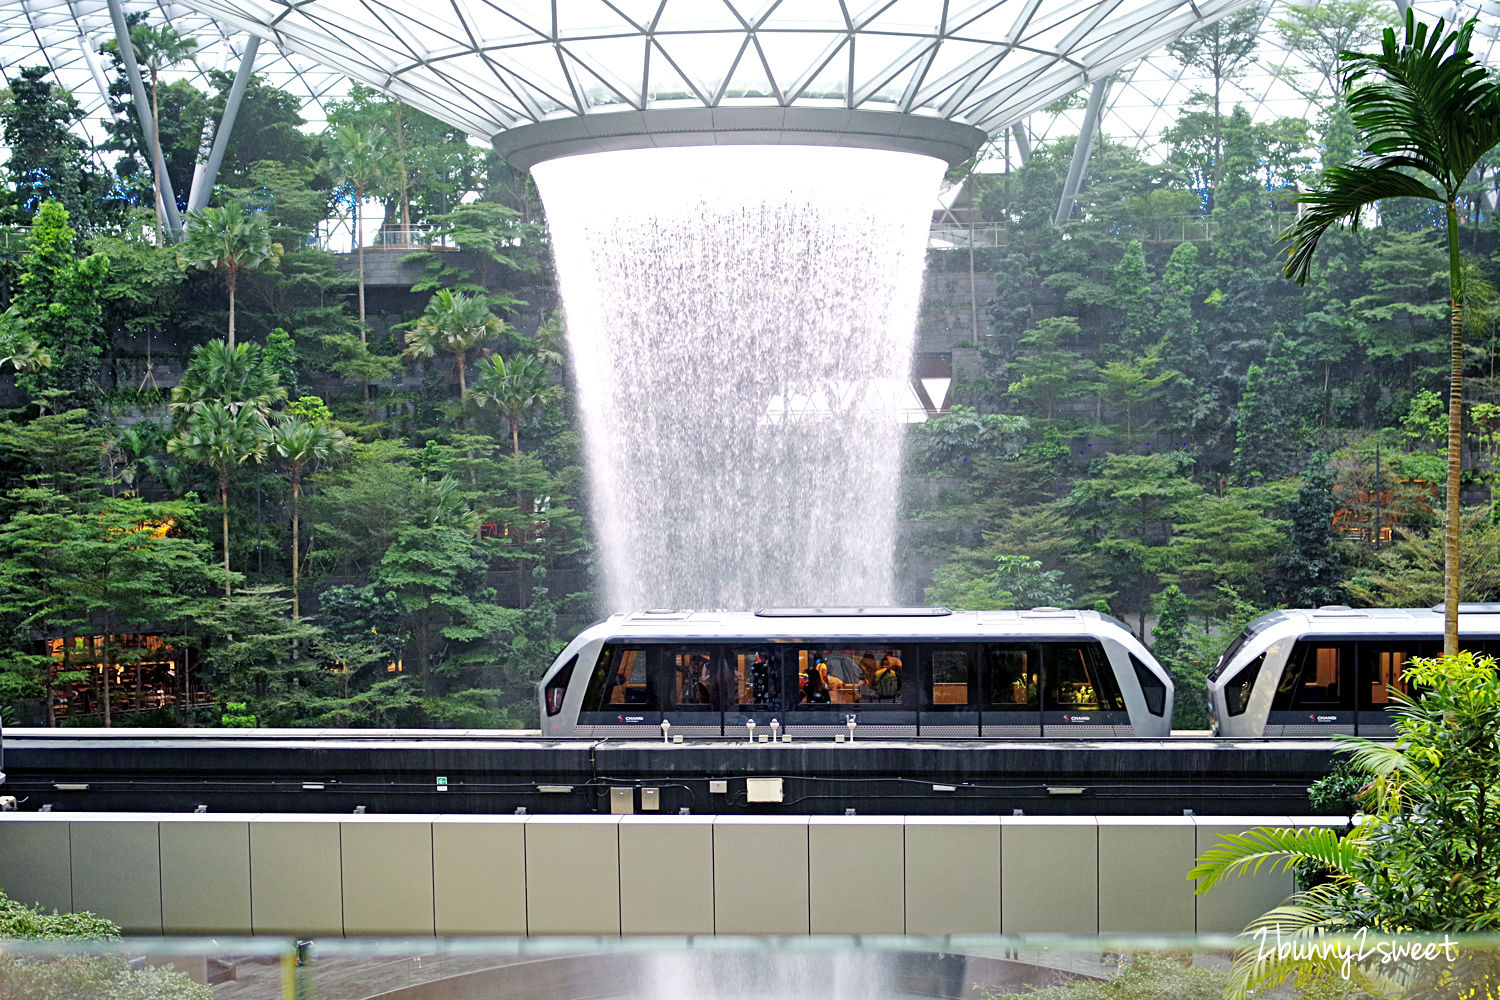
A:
<box><xmin>0</xmin><ymin>812</ymin><xmax>1340</xmax><ymax>937</ymax></box>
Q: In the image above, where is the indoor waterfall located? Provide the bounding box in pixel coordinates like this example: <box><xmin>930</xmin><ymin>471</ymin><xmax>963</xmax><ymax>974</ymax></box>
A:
<box><xmin>534</xmin><ymin>144</ymin><xmax>944</xmax><ymax>611</ymax></box>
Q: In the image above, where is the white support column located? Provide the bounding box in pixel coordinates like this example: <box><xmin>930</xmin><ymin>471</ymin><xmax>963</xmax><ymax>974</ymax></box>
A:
<box><xmin>106</xmin><ymin>0</ymin><xmax>183</xmax><ymax>237</ymax></box>
<box><xmin>1054</xmin><ymin>77</ymin><xmax>1111</xmax><ymax>226</ymax></box>
<box><xmin>187</xmin><ymin>34</ymin><xmax>261</xmax><ymax>215</ymax></box>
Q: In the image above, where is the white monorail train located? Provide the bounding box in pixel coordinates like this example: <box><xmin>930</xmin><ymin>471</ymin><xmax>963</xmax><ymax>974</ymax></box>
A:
<box><xmin>1207</xmin><ymin>604</ymin><xmax>1500</xmax><ymax>737</ymax></box>
<box><xmin>537</xmin><ymin>607</ymin><xmax>1174</xmax><ymax>738</ymax></box>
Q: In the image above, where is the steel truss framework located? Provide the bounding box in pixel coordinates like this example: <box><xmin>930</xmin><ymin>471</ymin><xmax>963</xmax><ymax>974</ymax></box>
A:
<box><xmin>0</xmin><ymin>0</ymin><xmax>1494</xmax><ymax>167</ymax></box>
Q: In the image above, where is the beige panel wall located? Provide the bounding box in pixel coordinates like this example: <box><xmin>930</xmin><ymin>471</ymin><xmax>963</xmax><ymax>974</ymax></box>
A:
<box><xmin>433</xmin><ymin>816</ymin><xmax>528</xmax><ymax>935</ymax></box>
<box><xmin>619</xmin><ymin>815</ymin><xmax>716</xmax><ymax>934</ymax></box>
<box><xmin>0</xmin><ymin>812</ymin><xmax>1346</xmax><ymax>938</ymax></box>
<box><xmin>341</xmin><ymin>817</ymin><xmax>436</xmax><ymax>936</ymax></box>
<box><xmin>159</xmin><ymin>817</ymin><xmax>252</xmax><ymax>934</ymax></box>
<box><xmin>1193</xmin><ymin>816</ymin><xmax>1296</xmax><ymax>934</ymax></box>
<box><xmin>714</xmin><ymin>817</ymin><xmax>809</xmax><ymax>934</ymax></box>
<box><xmin>249</xmin><ymin>818</ymin><xmax>344</xmax><ymax>937</ymax></box>
<box><xmin>1098</xmin><ymin>817</ymin><xmax>1196</xmax><ymax>933</ymax></box>
<box><xmin>70</xmin><ymin>817</ymin><xmax>162</xmax><ymax>934</ymax></box>
<box><xmin>809</xmin><ymin>816</ymin><xmax>905</xmax><ymax>934</ymax></box>
<box><xmin>0</xmin><ymin>816</ymin><xmax>72</xmax><ymax>913</ymax></box>
<box><xmin>903</xmin><ymin>816</ymin><xmax>1002</xmax><ymax>934</ymax></box>
<box><xmin>525</xmin><ymin>816</ymin><xmax>622</xmax><ymax>935</ymax></box>
<box><xmin>1001</xmin><ymin>816</ymin><xmax>1098</xmax><ymax>934</ymax></box>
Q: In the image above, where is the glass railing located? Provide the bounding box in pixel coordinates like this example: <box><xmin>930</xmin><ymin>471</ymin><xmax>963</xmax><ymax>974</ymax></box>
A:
<box><xmin>3</xmin><ymin>934</ymin><xmax>1499</xmax><ymax>999</ymax></box>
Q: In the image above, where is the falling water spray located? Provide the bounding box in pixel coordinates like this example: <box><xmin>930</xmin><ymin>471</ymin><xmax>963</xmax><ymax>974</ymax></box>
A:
<box><xmin>535</xmin><ymin>145</ymin><xmax>943</xmax><ymax>611</ymax></box>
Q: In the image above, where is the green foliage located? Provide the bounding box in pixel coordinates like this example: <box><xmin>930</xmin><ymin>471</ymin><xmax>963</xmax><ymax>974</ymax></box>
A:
<box><xmin>978</xmin><ymin>954</ymin><xmax>1231</xmax><ymax>1000</ymax></box>
<box><xmin>0</xmin><ymin>890</ymin><xmax>211</xmax><ymax>1000</ymax></box>
<box><xmin>0</xmin><ymin>68</ymin><xmax>114</xmax><ymax>225</ymax></box>
<box><xmin>1</xmin><ymin>201</ymin><xmax>109</xmax><ymax>416</ymax></box>
<box><xmin>1191</xmin><ymin>653</ymin><xmax>1500</xmax><ymax>996</ymax></box>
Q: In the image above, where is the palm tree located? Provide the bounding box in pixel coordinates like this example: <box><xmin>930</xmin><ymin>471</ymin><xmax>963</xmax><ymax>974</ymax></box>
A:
<box><xmin>128</xmin><ymin>23</ymin><xmax>197</xmax><ymax>222</ymax></box>
<box><xmin>168</xmin><ymin>401</ymin><xmax>267</xmax><ymax>594</ymax></box>
<box><xmin>177</xmin><ymin>205</ymin><xmax>282</xmax><ymax>348</ymax></box>
<box><xmin>270</xmin><ymin>417</ymin><xmax>348</xmax><ymax>619</ymax></box>
<box><xmin>401</xmin><ymin>289</ymin><xmax>506</xmax><ymax>398</ymax></box>
<box><xmin>1281</xmin><ymin>13</ymin><xmax>1500</xmax><ymax>655</ymax></box>
<box><xmin>169</xmin><ymin>340</ymin><xmax>286</xmax><ymax>422</ymax></box>
<box><xmin>322</xmin><ymin>124</ymin><xmax>391</xmax><ymax>344</ymax></box>
<box><xmin>470</xmin><ymin>353</ymin><xmax>562</xmax><ymax>453</ymax></box>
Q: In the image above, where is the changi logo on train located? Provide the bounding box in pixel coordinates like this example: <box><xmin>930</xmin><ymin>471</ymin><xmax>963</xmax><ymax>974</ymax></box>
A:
<box><xmin>1308</xmin><ymin>714</ymin><xmax>1340</xmax><ymax>723</ymax></box>
<box><xmin>1062</xmin><ymin>714</ymin><xmax>1091</xmax><ymax>723</ymax></box>
<box><xmin>617</xmin><ymin>715</ymin><xmax>645</xmax><ymax>723</ymax></box>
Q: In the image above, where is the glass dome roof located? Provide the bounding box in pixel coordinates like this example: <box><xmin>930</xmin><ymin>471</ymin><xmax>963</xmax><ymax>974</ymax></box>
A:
<box><xmin>0</xmin><ymin>0</ymin><xmax>1493</xmax><ymax>159</ymax></box>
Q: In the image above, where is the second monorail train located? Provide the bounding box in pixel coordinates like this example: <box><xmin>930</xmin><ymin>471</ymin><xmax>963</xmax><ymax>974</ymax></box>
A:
<box><xmin>537</xmin><ymin>606</ymin><xmax>1174</xmax><ymax>738</ymax></box>
<box><xmin>1207</xmin><ymin>604</ymin><xmax>1500</xmax><ymax>737</ymax></box>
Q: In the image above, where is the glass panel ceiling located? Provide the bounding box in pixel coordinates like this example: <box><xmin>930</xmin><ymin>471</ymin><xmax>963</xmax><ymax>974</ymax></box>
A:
<box><xmin>0</xmin><ymin>0</ymin><xmax>1493</xmax><ymax>161</ymax></box>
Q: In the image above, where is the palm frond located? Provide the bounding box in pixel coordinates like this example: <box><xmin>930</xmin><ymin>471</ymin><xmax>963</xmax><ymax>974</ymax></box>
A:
<box><xmin>1280</xmin><ymin>165</ymin><xmax>1440</xmax><ymax>284</ymax></box>
<box><xmin>1189</xmin><ymin>827</ymin><xmax>1361</xmax><ymax>894</ymax></box>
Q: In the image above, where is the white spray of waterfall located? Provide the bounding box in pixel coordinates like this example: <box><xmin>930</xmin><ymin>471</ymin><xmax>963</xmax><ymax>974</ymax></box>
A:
<box><xmin>535</xmin><ymin>145</ymin><xmax>944</xmax><ymax>611</ymax></box>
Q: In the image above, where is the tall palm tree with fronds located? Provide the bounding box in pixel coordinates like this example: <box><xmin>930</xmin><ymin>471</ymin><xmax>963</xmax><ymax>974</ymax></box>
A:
<box><xmin>167</xmin><ymin>401</ymin><xmax>267</xmax><ymax>594</ymax></box>
<box><xmin>177</xmin><ymin>205</ymin><xmax>282</xmax><ymax>349</ymax></box>
<box><xmin>470</xmin><ymin>353</ymin><xmax>562</xmax><ymax>453</ymax></box>
<box><xmin>129</xmin><ymin>23</ymin><xmax>197</xmax><ymax>218</ymax></box>
<box><xmin>322</xmin><ymin>124</ymin><xmax>391</xmax><ymax>345</ymax></box>
<box><xmin>169</xmin><ymin>340</ymin><xmax>286</xmax><ymax>422</ymax></box>
<box><xmin>1281</xmin><ymin>12</ymin><xmax>1500</xmax><ymax>654</ymax></box>
<box><xmin>401</xmin><ymin>289</ymin><xmax>506</xmax><ymax>398</ymax></box>
<box><xmin>270</xmin><ymin>416</ymin><xmax>348</xmax><ymax>619</ymax></box>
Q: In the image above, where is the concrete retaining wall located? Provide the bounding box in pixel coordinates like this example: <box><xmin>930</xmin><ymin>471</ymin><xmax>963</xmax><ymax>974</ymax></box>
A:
<box><xmin>0</xmin><ymin>812</ymin><xmax>1335</xmax><ymax>937</ymax></box>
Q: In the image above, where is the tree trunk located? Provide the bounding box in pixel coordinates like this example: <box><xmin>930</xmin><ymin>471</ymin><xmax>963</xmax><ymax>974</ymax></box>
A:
<box><xmin>511</xmin><ymin>417</ymin><xmax>520</xmax><ymax>455</ymax></box>
<box><xmin>102</xmin><ymin>647</ymin><xmax>112</xmax><ymax>728</ymax></box>
<box><xmin>292</xmin><ymin>473</ymin><xmax>302</xmax><ymax>619</ymax></box>
<box><xmin>457</xmin><ymin>351</ymin><xmax>467</xmax><ymax>397</ymax></box>
<box><xmin>220</xmin><ymin>474</ymin><xmax>232</xmax><ymax>596</ymax></box>
<box><xmin>1444</xmin><ymin>200</ymin><xmax>1465</xmax><ymax>656</ymax></box>
<box><xmin>227</xmin><ymin>271</ymin><xmax>237</xmax><ymax>348</ymax></box>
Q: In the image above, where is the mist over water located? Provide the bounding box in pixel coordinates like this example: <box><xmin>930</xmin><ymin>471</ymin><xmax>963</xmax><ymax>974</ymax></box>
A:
<box><xmin>535</xmin><ymin>145</ymin><xmax>943</xmax><ymax>611</ymax></box>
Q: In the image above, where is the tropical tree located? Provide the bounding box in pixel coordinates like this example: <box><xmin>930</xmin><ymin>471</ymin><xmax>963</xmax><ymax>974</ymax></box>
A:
<box><xmin>401</xmin><ymin>289</ymin><xmax>506</xmax><ymax>398</ymax></box>
<box><xmin>169</xmin><ymin>340</ymin><xmax>286</xmax><ymax>421</ymax></box>
<box><xmin>176</xmin><ymin>204</ymin><xmax>282</xmax><ymax>348</ymax></box>
<box><xmin>167</xmin><ymin>401</ymin><xmax>267</xmax><ymax>593</ymax></box>
<box><xmin>127</xmin><ymin>22</ymin><xmax>197</xmax><ymax>222</ymax></box>
<box><xmin>1280</xmin><ymin>13</ymin><xmax>1500</xmax><ymax>654</ymax></box>
<box><xmin>470</xmin><ymin>353</ymin><xmax>561</xmax><ymax>452</ymax></box>
<box><xmin>270</xmin><ymin>415</ymin><xmax>348</xmax><ymax>618</ymax></box>
<box><xmin>1189</xmin><ymin>652</ymin><xmax>1500</xmax><ymax>997</ymax></box>
<box><xmin>321</xmin><ymin>123</ymin><xmax>391</xmax><ymax>343</ymax></box>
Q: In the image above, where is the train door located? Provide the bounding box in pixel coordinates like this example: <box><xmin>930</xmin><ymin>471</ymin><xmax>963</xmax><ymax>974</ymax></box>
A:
<box><xmin>721</xmin><ymin>645</ymin><xmax>783</xmax><ymax>735</ymax></box>
<box><xmin>1266</xmin><ymin>640</ymin><xmax>1355</xmax><ymax>735</ymax></box>
<box><xmin>921</xmin><ymin>643</ymin><xmax>979</xmax><ymax>737</ymax></box>
<box><xmin>578</xmin><ymin>644</ymin><xmax>662</xmax><ymax>737</ymax></box>
<box><xmin>1355</xmin><ymin>638</ymin><xmax>1435</xmax><ymax>737</ymax></box>
<box><xmin>979</xmin><ymin>643</ymin><xmax>1042</xmax><ymax>736</ymax></box>
<box><xmin>783</xmin><ymin>642</ymin><xmax>917</xmax><ymax>737</ymax></box>
<box><xmin>1039</xmin><ymin>639</ymin><xmax>1126</xmax><ymax>735</ymax></box>
<box><xmin>661</xmin><ymin>645</ymin><xmax>728</xmax><ymax>737</ymax></box>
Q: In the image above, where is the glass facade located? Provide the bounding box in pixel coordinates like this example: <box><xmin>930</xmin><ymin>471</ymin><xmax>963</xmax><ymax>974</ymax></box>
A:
<box><xmin>5</xmin><ymin>0</ymin><xmax>1494</xmax><ymax>160</ymax></box>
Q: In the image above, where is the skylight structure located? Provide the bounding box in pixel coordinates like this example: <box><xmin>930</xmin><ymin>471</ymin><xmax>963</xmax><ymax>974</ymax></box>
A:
<box><xmin>165</xmin><ymin>0</ymin><xmax>1258</xmax><ymax>167</ymax></box>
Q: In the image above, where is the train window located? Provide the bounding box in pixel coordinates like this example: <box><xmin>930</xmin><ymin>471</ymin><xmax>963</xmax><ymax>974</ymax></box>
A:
<box><xmin>1357</xmin><ymin>639</ymin><xmax>1437</xmax><ymax>708</ymax></box>
<box><xmin>666</xmin><ymin>648</ymin><xmax>718</xmax><ymax>708</ymax></box>
<box><xmin>798</xmin><ymin>647</ymin><xmax>907</xmax><ymax>705</ymax></box>
<box><xmin>587</xmin><ymin>645</ymin><xmax>653</xmax><ymax>710</ymax></box>
<box><xmin>981</xmin><ymin>644</ymin><xmax>1039</xmax><ymax>709</ymax></box>
<box><xmin>930</xmin><ymin>647</ymin><xmax>972</xmax><ymax>705</ymax></box>
<box><xmin>1272</xmin><ymin>643</ymin><xmax>1354</xmax><ymax>710</ymax></box>
<box><xmin>1224</xmin><ymin>653</ymin><xmax>1263</xmax><ymax>716</ymax></box>
<box><xmin>1044</xmin><ymin>642</ymin><xmax>1124</xmax><ymax>711</ymax></box>
<box><xmin>728</xmin><ymin>647</ymin><xmax>779</xmax><ymax>708</ymax></box>
<box><xmin>1129</xmin><ymin>654</ymin><xmax>1166</xmax><ymax>716</ymax></box>
<box><xmin>544</xmin><ymin>654</ymin><xmax>578</xmax><ymax>716</ymax></box>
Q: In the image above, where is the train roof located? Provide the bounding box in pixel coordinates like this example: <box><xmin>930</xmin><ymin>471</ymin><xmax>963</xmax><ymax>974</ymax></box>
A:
<box><xmin>582</xmin><ymin>606</ymin><xmax>1142</xmax><ymax>640</ymax></box>
<box><xmin>1242</xmin><ymin>604</ymin><xmax>1500</xmax><ymax>637</ymax></box>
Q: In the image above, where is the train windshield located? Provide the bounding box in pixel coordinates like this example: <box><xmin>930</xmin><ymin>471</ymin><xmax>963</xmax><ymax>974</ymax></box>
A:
<box><xmin>1207</xmin><ymin>617</ymin><xmax>1277</xmax><ymax>681</ymax></box>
